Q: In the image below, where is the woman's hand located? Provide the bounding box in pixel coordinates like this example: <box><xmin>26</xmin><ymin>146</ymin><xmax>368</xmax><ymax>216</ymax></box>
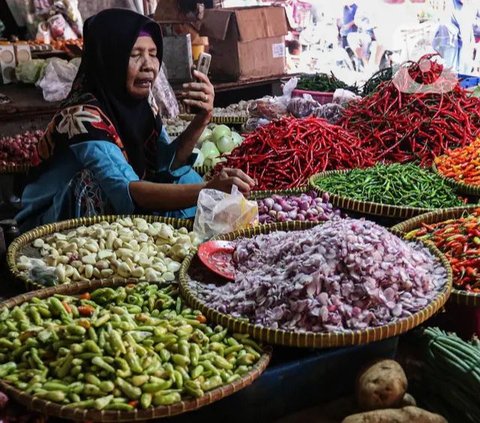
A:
<box><xmin>182</xmin><ymin>70</ymin><xmax>214</xmax><ymax>125</ymax></box>
<box><xmin>206</xmin><ymin>168</ymin><xmax>256</xmax><ymax>195</ymax></box>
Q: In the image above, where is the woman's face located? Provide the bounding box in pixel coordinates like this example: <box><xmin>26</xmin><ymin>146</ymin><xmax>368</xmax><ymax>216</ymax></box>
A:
<box><xmin>126</xmin><ymin>35</ymin><xmax>160</xmax><ymax>99</ymax></box>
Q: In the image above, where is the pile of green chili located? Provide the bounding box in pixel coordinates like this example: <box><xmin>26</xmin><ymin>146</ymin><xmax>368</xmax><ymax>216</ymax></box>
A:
<box><xmin>297</xmin><ymin>72</ymin><xmax>359</xmax><ymax>94</ymax></box>
<box><xmin>311</xmin><ymin>163</ymin><xmax>464</xmax><ymax>209</ymax></box>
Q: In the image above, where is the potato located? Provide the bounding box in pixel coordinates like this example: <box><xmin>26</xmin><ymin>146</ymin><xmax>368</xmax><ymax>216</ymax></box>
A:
<box><xmin>341</xmin><ymin>406</ymin><xmax>447</xmax><ymax>423</ymax></box>
<box><xmin>356</xmin><ymin>360</ymin><xmax>407</xmax><ymax>410</ymax></box>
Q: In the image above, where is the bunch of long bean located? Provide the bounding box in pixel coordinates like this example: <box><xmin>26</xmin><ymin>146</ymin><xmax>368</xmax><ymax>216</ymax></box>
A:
<box><xmin>311</xmin><ymin>163</ymin><xmax>463</xmax><ymax>209</ymax></box>
<box><xmin>414</xmin><ymin>327</ymin><xmax>480</xmax><ymax>423</ymax></box>
<box><xmin>0</xmin><ymin>283</ymin><xmax>263</xmax><ymax>410</ymax></box>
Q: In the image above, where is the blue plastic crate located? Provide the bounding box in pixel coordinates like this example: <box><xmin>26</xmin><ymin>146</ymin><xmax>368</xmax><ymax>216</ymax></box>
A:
<box><xmin>458</xmin><ymin>74</ymin><xmax>480</xmax><ymax>89</ymax></box>
<box><xmin>164</xmin><ymin>337</ymin><xmax>399</xmax><ymax>423</ymax></box>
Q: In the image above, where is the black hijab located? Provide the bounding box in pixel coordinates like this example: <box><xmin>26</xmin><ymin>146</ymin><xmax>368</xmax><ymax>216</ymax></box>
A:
<box><xmin>34</xmin><ymin>9</ymin><xmax>163</xmax><ymax>177</ymax></box>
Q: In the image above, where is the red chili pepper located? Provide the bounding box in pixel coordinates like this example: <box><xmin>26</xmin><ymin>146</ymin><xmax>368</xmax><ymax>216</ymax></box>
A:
<box><xmin>215</xmin><ymin>116</ymin><xmax>376</xmax><ymax>190</ymax></box>
<box><xmin>412</xmin><ymin>209</ymin><xmax>480</xmax><ymax>292</ymax></box>
<box><xmin>340</xmin><ymin>55</ymin><xmax>480</xmax><ymax>167</ymax></box>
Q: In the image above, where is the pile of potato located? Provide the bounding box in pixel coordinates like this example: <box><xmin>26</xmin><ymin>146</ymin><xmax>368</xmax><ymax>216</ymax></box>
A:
<box><xmin>17</xmin><ymin>217</ymin><xmax>202</xmax><ymax>285</ymax></box>
<box><xmin>342</xmin><ymin>360</ymin><xmax>446</xmax><ymax>423</ymax></box>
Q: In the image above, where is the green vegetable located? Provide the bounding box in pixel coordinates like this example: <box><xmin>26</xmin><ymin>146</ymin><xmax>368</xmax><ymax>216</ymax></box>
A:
<box><xmin>297</xmin><ymin>72</ymin><xmax>359</xmax><ymax>94</ymax></box>
<box><xmin>211</xmin><ymin>124</ymin><xmax>232</xmax><ymax>144</ymax></box>
<box><xmin>361</xmin><ymin>67</ymin><xmax>393</xmax><ymax>96</ymax></box>
<box><xmin>0</xmin><ymin>283</ymin><xmax>263</xmax><ymax>410</ymax></box>
<box><xmin>312</xmin><ymin>163</ymin><xmax>463</xmax><ymax>209</ymax></box>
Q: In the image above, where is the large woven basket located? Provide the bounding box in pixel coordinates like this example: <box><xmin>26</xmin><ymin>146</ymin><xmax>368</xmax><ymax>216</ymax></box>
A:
<box><xmin>392</xmin><ymin>206</ymin><xmax>480</xmax><ymax>306</ymax></box>
<box><xmin>179</xmin><ymin>114</ymin><xmax>248</xmax><ymax>125</ymax></box>
<box><xmin>0</xmin><ymin>279</ymin><xmax>271</xmax><ymax>422</ymax></box>
<box><xmin>193</xmin><ymin>165</ymin><xmax>213</xmax><ymax>177</ymax></box>
<box><xmin>248</xmin><ymin>188</ymin><xmax>309</xmax><ymax>200</ymax></box>
<box><xmin>179</xmin><ymin>221</ymin><xmax>453</xmax><ymax>348</ymax></box>
<box><xmin>432</xmin><ymin>163</ymin><xmax>480</xmax><ymax>197</ymax></box>
<box><xmin>7</xmin><ymin>215</ymin><xmax>194</xmax><ymax>292</ymax></box>
<box><xmin>309</xmin><ymin>170</ymin><xmax>458</xmax><ymax>219</ymax></box>
<box><xmin>0</xmin><ymin>164</ymin><xmax>31</xmax><ymax>174</ymax></box>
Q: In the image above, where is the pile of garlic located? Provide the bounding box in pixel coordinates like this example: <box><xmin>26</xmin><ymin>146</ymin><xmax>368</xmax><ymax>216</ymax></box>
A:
<box><xmin>17</xmin><ymin>217</ymin><xmax>201</xmax><ymax>285</ymax></box>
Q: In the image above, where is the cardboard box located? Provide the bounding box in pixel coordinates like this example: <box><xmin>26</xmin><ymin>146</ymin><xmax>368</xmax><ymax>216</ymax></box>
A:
<box><xmin>162</xmin><ymin>34</ymin><xmax>194</xmax><ymax>82</ymax></box>
<box><xmin>0</xmin><ymin>42</ymin><xmax>16</xmax><ymax>84</ymax></box>
<box><xmin>14</xmin><ymin>42</ymin><xmax>31</xmax><ymax>65</ymax></box>
<box><xmin>200</xmin><ymin>6</ymin><xmax>288</xmax><ymax>81</ymax></box>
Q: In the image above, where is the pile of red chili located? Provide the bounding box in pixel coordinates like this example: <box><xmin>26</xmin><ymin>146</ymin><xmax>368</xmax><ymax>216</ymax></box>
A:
<box><xmin>341</xmin><ymin>56</ymin><xmax>480</xmax><ymax>167</ymax></box>
<box><xmin>405</xmin><ymin>209</ymin><xmax>480</xmax><ymax>292</ymax></box>
<box><xmin>435</xmin><ymin>137</ymin><xmax>480</xmax><ymax>185</ymax></box>
<box><xmin>215</xmin><ymin>116</ymin><xmax>376</xmax><ymax>190</ymax></box>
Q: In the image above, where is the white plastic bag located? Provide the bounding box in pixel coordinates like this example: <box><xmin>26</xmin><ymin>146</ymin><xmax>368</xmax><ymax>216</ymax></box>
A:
<box><xmin>333</xmin><ymin>89</ymin><xmax>361</xmax><ymax>106</ymax></box>
<box><xmin>193</xmin><ymin>186</ymin><xmax>259</xmax><ymax>241</ymax></box>
<box><xmin>37</xmin><ymin>58</ymin><xmax>80</xmax><ymax>102</ymax></box>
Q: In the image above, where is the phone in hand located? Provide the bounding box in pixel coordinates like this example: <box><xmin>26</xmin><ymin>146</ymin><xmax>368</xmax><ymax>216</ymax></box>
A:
<box><xmin>196</xmin><ymin>52</ymin><xmax>212</xmax><ymax>77</ymax></box>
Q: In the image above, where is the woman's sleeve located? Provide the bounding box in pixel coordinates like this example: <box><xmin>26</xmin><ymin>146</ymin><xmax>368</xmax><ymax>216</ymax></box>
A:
<box><xmin>153</xmin><ymin>127</ymin><xmax>198</xmax><ymax>182</ymax></box>
<box><xmin>70</xmin><ymin>141</ymin><xmax>140</xmax><ymax>214</ymax></box>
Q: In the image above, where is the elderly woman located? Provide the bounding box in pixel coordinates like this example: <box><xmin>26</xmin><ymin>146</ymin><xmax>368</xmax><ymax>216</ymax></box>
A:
<box><xmin>16</xmin><ymin>9</ymin><xmax>254</xmax><ymax>232</ymax></box>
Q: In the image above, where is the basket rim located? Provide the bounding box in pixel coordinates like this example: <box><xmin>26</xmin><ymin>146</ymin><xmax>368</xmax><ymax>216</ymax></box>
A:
<box><xmin>432</xmin><ymin>163</ymin><xmax>480</xmax><ymax>197</ymax></box>
<box><xmin>179</xmin><ymin>221</ymin><xmax>453</xmax><ymax>348</ymax></box>
<box><xmin>0</xmin><ymin>279</ymin><xmax>271</xmax><ymax>422</ymax></box>
<box><xmin>0</xmin><ymin>163</ymin><xmax>31</xmax><ymax>174</ymax></box>
<box><xmin>392</xmin><ymin>206</ymin><xmax>480</xmax><ymax>306</ymax></box>
<box><xmin>309</xmin><ymin>169</ymin><xmax>465</xmax><ymax>219</ymax></box>
<box><xmin>178</xmin><ymin>114</ymin><xmax>248</xmax><ymax>124</ymax></box>
<box><xmin>7</xmin><ymin>215</ymin><xmax>194</xmax><ymax>292</ymax></box>
<box><xmin>248</xmin><ymin>188</ymin><xmax>309</xmax><ymax>200</ymax></box>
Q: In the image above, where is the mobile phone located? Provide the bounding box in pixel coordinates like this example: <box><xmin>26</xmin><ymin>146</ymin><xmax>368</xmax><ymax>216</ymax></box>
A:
<box><xmin>196</xmin><ymin>52</ymin><xmax>211</xmax><ymax>76</ymax></box>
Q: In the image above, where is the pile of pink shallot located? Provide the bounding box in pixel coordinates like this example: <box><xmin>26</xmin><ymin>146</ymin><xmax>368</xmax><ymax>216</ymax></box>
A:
<box><xmin>0</xmin><ymin>130</ymin><xmax>42</xmax><ymax>167</ymax></box>
<box><xmin>257</xmin><ymin>191</ymin><xmax>342</xmax><ymax>224</ymax></box>
<box><xmin>190</xmin><ymin>219</ymin><xmax>447</xmax><ymax>332</ymax></box>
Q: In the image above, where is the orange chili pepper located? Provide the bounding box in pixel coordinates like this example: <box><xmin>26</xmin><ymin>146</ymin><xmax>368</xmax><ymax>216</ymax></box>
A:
<box><xmin>196</xmin><ymin>314</ymin><xmax>207</xmax><ymax>324</ymax></box>
<box><xmin>62</xmin><ymin>301</ymin><xmax>72</xmax><ymax>314</ymax></box>
<box><xmin>78</xmin><ymin>305</ymin><xmax>95</xmax><ymax>317</ymax></box>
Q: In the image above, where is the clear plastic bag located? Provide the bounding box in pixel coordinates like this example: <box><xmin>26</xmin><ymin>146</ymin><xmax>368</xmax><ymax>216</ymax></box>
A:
<box><xmin>152</xmin><ymin>63</ymin><xmax>179</xmax><ymax>119</ymax></box>
<box><xmin>193</xmin><ymin>186</ymin><xmax>259</xmax><ymax>241</ymax></box>
<box><xmin>247</xmin><ymin>77</ymin><xmax>298</xmax><ymax>120</ymax></box>
<box><xmin>36</xmin><ymin>57</ymin><xmax>80</xmax><ymax>102</ymax></box>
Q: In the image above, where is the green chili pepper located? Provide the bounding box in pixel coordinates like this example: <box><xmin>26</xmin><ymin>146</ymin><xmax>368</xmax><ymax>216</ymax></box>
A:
<box><xmin>153</xmin><ymin>391</ymin><xmax>181</xmax><ymax>406</ymax></box>
<box><xmin>116</xmin><ymin>377</ymin><xmax>142</xmax><ymax>400</ymax></box>
<box><xmin>312</xmin><ymin>163</ymin><xmax>463</xmax><ymax>209</ymax></box>
<box><xmin>92</xmin><ymin>356</ymin><xmax>115</xmax><ymax>374</ymax></box>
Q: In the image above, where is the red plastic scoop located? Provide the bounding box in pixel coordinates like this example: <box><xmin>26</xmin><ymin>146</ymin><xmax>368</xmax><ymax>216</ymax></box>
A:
<box><xmin>197</xmin><ymin>240</ymin><xmax>236</xmax><ymax>281</ymax></box>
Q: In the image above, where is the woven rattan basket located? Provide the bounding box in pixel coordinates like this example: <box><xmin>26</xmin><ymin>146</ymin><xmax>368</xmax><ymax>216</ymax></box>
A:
<box><xmin>0</xmin><ymin>164</ymin><xmax>31</xmax><ymax>174</ymax></box>
<box><xmin>179</xmin><ymin>221</ymin><xmax>453</xmax><ymax>348</ymax></box>
<box><xmin>0</xmin><ymin>279</ymin><xmax>271</xmax><ymax>421</ymax></box>
<box><xmin>392</xmin><ymin>206</ymin><xmax>480</xmax><ymax>306</ymax></box>
<box><xmin>248</xmin><ymin>188</ymin><xmax>309</xmax><ymax>200</ymax></box>
<box><xmin>309</xmin><ymin>170</ymin><xmax>464</xmax><ymax>220</ymax></box>
<box><xmin>7</xmin><ymin>215</ymin><xmax>194</xmax><ymax>291</ymax></box>
<box><xmin>193</xmin><ymin>165</ymin><xmax>212</xmax><ymax>177</ymax></box>
<box><xmin>179</xmin><ymin>114</ymin><xmax>248</xmax><ymax>125</ymax></box>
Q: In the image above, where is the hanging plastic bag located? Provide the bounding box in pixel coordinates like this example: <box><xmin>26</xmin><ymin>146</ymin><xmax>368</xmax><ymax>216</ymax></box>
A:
<box><xmin>36</xmin><ymin>57</ymin><xmax>80</xmax><ymax>102</ymax></box>
<box><xmin>193</xmin><ymin>186</ymin><xmax>259</xmax><ymax>241</ymax></box>
<box><xmin>152</xmin><ymin>64</ymin><xmax>179</xmax><ymax>119</ymax></box>
<box><xmin>247</xmin><ymin>77</ymin><xmax>299</xmax><ymax>120</ymax></box>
